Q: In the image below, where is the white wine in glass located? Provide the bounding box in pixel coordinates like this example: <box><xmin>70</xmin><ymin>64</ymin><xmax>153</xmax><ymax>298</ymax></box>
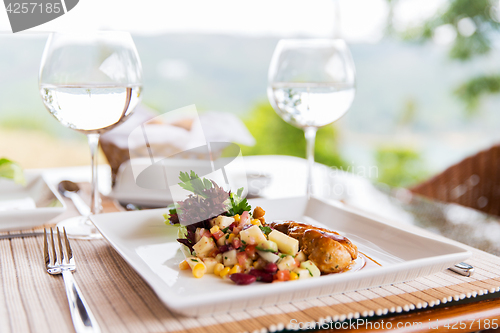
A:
<box><xmin>267</xmin><ymin>39</ymin><xmax>356</xmax><ymax>197</ymax></box>
<box><xmin>39</xmin><ymin>32</ymin><xmax>143</xmax><ymax>239</ymax></box>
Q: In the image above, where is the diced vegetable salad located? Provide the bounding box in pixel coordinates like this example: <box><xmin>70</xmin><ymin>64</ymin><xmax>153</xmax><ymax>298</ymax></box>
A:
<box><xmin>176</xmin><ymin>207</ymin><xmax>320</xmax><ymax>284</ymax></box>
<box><xmin>165</xmin><ymin>171</ymin><xmax>321</xmax><ymax>285</ymax></box>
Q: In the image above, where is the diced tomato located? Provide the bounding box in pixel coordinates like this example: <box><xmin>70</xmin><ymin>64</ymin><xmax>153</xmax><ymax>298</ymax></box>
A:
<box><xmin>240</xmin><ymin>211</ymin><xmax>250</xmax><ymax>225</ymax></box>
<box><xmin>245</xmin><ymin>244</ymin><xmax>256</xmax><ymax>258</ymax></box>
<box><xmin>294</xmin><ymin>258</ymin><xmax>301</xmax><ymax>268</ymax></box>
<box><xmin>202</xmin><ymin>230</ymin><xmax>212</xmax><ymax>239</ymax></box>
<box><xmin>275</xmin><ymin>270</ymin><xmax>290</xmax><ymax>282</ymax></box>
<box><xmin>236</xmin><ymin>251</ymin><xmax>248</xmax><ymax>267</ymax></box>
<box><xmin>212</xmin><ymin>230</ymin><xmax>225</xmax><ymax>240</ymax></box>
<box><xmin>232</xmin><ymin>237</ymin><xmax>242</xmax><ymax>249</ymax></box>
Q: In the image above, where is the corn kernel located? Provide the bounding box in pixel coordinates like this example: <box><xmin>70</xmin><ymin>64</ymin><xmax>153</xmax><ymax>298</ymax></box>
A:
<box><xmin>210</xmin><ymin>225</ymin><xmax>220</xmax><ymax>234</ymax></box>
<box><xmin>229</xmin><ymin>264</ymin><xmax>242</xmax><ymax>275</ymax></box>
<box><xmin>192</xmin><ymin>263</ymin><xmax>205</xmax><ymax>278</ymax></box>
<box><xmin>219</xmin><ymin>267</ymin><xmax>231</xmax><ymax>279</ymax></box>
<box><xmin>289</xmin><ymin>272</ymin><xmax>299</xmax><ymax>281</ymax></box>
<box><xmin>233</xmin><ymin>214</ymin><xmax>240</xmax><ymax>222</ymax></box>
<box><xmin>179</xmin><ymin>260</ymin><xmax>190</xmax><ymax>270</ymax></box>
<box><xmin>227</xmin><ymin>233</ymin><xmax>235</xmax><ymax>244</ymax></box>
<box><xmin>251</xmin><ymin>219</ymin><xmax>261</xmax><ymax>226</ymax></box>
<box><xmin>213</xmin><ymin>263</ymin><xmax>225</xmax><ymax>276</ymax></box>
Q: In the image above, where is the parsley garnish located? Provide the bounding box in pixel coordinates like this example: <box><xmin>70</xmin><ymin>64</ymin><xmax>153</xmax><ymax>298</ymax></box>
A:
<box><xmin>178</xmin><ymin>171</ymin><xmax>214</xmax><ymax>198</ymax></box>
<box><xmin>222</xmin><ymin>227</ymin><xmax>230</xmax><ymax>233</ymax></box>
<box><xmin>192</xmin><ymin>259</ymin><xmax>199</xmax><ymax>262</ymax></box>
<box><xmin>228</xmin><ymin>188</ymin><xmax>251</xmax><ymax>216</ymax></box>
<box><xmin>259</xmin><ymin>226</ymin><xmax>272</xmax><ymax>236</ymax></box>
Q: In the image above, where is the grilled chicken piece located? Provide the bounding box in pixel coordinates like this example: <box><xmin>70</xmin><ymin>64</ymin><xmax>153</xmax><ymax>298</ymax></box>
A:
<box><xmin>269</xmin><ymin>220</ymin><xmax>358</xmax><ymax>274</ymax></box>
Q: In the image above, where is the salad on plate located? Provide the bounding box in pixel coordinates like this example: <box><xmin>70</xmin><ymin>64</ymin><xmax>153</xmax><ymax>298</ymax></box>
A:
<box><xmin>165</xmin><ymin>171</ymin><xmax>359</xmax><ymax>285</ymax></box>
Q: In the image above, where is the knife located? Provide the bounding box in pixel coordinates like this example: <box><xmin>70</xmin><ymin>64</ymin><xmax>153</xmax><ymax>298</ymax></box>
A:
<box><xmin>0</xmin><ymin>232</ymin><xmax>44</xmax><ymax>240</ymax></box>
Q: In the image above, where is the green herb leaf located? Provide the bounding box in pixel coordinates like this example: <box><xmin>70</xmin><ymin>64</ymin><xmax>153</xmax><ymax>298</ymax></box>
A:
<box><xmin>0</xmin><ymin>158</ymin><xmax>25</xmax><ymax>185</ymax></box>
<box><xmin>178</xmin><ymin>171</ymin><xmax>213</xmax><ymax>198</ymax></box>
<box><xmin>227</xmin><ymin>188</ymin><xmax>251</xmax><ymax>216</ymax></box>
<box><xmin>259</xmin><ymin>226</ymin><xmax>272</xmax><ymax>236</ymax></box>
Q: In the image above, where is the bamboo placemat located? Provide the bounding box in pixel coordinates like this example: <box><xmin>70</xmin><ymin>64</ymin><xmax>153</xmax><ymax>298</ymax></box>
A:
<box><xmin>1</xmin><ymin>199</ymin><xmax>500</xmax><ymax>333</ymax></box>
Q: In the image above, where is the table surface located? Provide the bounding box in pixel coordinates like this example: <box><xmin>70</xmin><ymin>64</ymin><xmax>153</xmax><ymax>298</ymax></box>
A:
<box><xmin>4</xmin><ymin>155</ymin><xmax>500</xmax><ymax>332</ymax></box>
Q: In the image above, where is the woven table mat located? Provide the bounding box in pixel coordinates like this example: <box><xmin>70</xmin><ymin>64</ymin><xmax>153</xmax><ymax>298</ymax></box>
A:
<box><xmin>1</xmin><ymin>197</ymin><xmax>500</xmax><ymax>333</ymax></box>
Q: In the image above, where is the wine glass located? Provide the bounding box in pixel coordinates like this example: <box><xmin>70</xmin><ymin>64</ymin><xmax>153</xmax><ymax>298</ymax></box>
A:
<box><xmin>267</xmin><ymin>39</ymin><xmax>355</xmax><ymax>197</ymax></box>
<box><xmin>39</xmin><ymin>32</ymin><xmax>143</xmax><ymax>239</ymax></box>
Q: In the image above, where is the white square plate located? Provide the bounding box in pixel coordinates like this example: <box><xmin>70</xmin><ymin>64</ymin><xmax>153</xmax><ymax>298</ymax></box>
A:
<box><xmin>0</xmin><ymin>173</ymin><xmax>66</xmax><ymax>231</ymax></box>
<box><xmin>91</xmin><ymin>196</ymin><xmax>471</xmax><ymax>316</ymax></box>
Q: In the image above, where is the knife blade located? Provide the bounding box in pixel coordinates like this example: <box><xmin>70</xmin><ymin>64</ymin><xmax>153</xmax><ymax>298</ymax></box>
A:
<box><xmin>0</xmin><ymin>232</ymin><xmax>44</xmax><ymax>240</ymax></box>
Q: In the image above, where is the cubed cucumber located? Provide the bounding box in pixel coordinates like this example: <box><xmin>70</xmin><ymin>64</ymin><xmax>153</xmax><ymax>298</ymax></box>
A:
<box><xmin>256</xmin><ymin>240</ymin><xmax>278</xmax><ymax>252</ymax></box>
<box><xmin>268</xmin><ymin>230</ymin><xmax>299</xmax><ymax>256</ymax></box>
<box><xmin>239</xmin><ymin>225</ymin><xmax>267</xmax><ymax>245</ymax></box>
<box><xmin>293</xmin><ymin>268</ymin><xmax>311</xmax><ymax>279</ymax></box>
<box><xmin>277</xmin><ymin>255</ymin><xmax>297</xmax><ymax>271</ymax></box>
<box><xmin>295</xmin><ymin>251</ymin><xmax>307</xmax><ymax>262</ymax></box>
<box><xmin>223</xmin><ymin>249</ymin><xmax>238</xmax><ymax>267</ymax></box>
<box><xmin>215</xmin><ymin>253</ymin><xmax>223</xmax><ymax>263</ymax></box>
<box><xmin>300</xmin><ymin>260</ymin><xmax>321</xmax><ymax>278</ymax></box>
<box><xmin>256</xmin><ymin>250</ymin><xmax>280</xmax><ymax>263</ymax></box>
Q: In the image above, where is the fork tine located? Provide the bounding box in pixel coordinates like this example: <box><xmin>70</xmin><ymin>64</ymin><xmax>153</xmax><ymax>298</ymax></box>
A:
<box><xmin>63</xmin><ymin>227</ymin><xmax>73</xmax><ymax>261</ymax></box>
<box><xmin>50</xmin><ymin>228</ymin><xmax>57</xmax><ymax>265</ymax></box>
<box><xmin>44</xmin><ymin>229</ymin><xmax>50</xmax><ymax>268</ymax></box>
<box><xmin>57</xmin><ymin>228</ymin><xmax>64</xmax><ymax>264</ymax></box>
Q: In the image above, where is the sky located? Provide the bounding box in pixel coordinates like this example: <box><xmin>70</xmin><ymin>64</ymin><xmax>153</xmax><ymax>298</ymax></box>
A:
<box><xmin>0</xmin><ymin>0</ymin><xmax>444</xmax><ymax>43</ymax></box>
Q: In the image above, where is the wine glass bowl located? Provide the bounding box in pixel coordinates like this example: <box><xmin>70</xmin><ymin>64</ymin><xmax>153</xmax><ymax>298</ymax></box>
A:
<box><xmin>39</xmin><ymin>32</ymin><xmax>142</xmax><ymax>134</ymax></box>
<box><xmin>39</xmin><ymin>31</ymin><xmax>143</xmax><ymax>239</ymax></box>
<box><xmin>267</xmin><ymin>39</ymin><xmax>356</xmax><ymax>196</ymax></box>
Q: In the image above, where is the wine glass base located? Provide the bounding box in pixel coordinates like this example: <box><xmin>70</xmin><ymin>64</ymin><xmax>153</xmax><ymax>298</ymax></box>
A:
<box><xmin>56</xmin><ymin>216</ymin><xmax>102</xmax><ymax>240</ymax></box>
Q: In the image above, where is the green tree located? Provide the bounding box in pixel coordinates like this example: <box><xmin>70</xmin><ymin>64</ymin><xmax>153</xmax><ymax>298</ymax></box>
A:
<box><xmin>241</xmin><ymin>103</ymin><xmax>344</xmax><ymax>167</ymax></box>
<box><xmin>390</xmin><ymin>0</ymin><xmax>500</xmax><ymax>113</ymax></box>
<box><xmin>375</xmin><ymin>147</ymin><xmax>428</xmax><ymax>188</ymax></box>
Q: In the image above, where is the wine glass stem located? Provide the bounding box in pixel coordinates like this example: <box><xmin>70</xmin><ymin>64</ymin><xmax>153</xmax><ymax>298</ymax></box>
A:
<box><xmin>87</xmin><ymin>133</ymin><xmax>101</xmax><ymax>215</ymax></box>
<box><xmin>304</xmin><ymin>126</ymin><xmax>317</xmax><ymax>198</ymax></box>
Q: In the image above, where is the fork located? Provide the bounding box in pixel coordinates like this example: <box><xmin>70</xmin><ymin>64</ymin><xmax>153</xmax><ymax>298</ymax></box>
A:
<box><xmin>44</xmin><ymin>228</ymin><xmax>101</xmax><ymax>333</ymax></box>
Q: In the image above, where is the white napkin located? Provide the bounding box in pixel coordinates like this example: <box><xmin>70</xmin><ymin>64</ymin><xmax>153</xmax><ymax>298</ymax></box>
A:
<box><xmin>0</xmin><ymin>197</ymin><xmax>36</xmax><ymax>211</ymax></box>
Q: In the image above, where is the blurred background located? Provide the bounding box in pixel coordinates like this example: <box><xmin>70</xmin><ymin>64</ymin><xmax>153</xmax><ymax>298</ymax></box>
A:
<box><xmin>1</xmin><ymin>0</ymin><xmax>500</xmax><ymax>188</ymax></box>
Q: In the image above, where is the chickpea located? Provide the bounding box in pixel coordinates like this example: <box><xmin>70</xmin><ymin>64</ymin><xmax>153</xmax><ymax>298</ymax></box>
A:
<box><xmin>253</xmin><ymin>206</ymin><xmax>265</xmax><ymax>219</ymax></box>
